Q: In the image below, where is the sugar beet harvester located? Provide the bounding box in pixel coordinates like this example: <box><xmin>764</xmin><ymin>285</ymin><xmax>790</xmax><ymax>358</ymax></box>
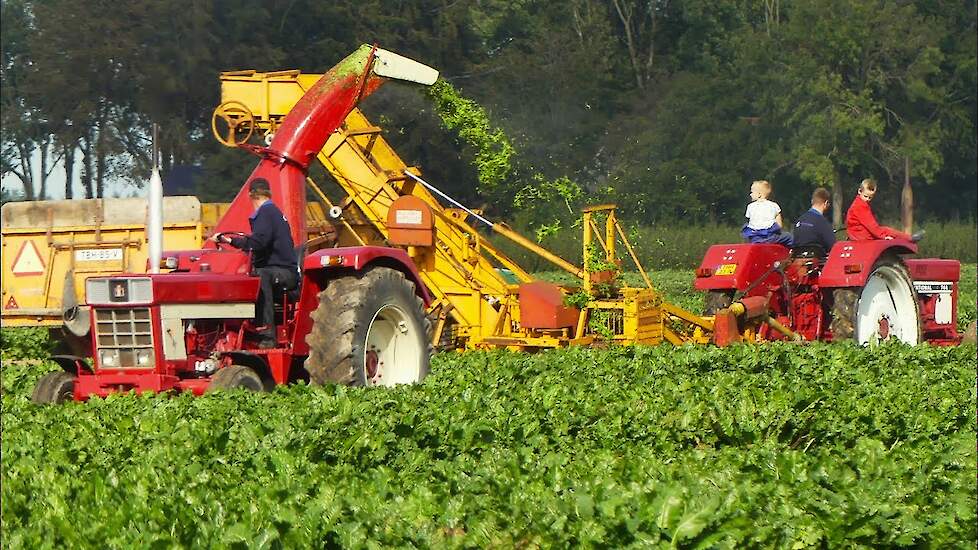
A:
<box><xmin>33</xmin><ymin>45</ymin><xmax>718</xmax><ymax>403</ymax></box>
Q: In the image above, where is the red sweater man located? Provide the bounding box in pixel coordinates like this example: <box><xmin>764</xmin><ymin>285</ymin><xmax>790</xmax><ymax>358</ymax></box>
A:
<box><xmin>845</xmin><ymin>179</ymin><xmax>912</xmax><ymax>241</ymax></box>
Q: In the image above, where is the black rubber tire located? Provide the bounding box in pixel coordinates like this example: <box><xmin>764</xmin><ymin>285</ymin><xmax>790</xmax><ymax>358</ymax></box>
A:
<box><xmin>208</xmin><ymin>365</ymin><xmax>265</xmax><ymax>392</ymax></box>
<box><xmin>829</xmin><ymin>288</ymin><xmax>858</xmax><ymax>341</ymax></box>
<box><xmin>703</xmin><ymin>290</ymin><xmax>734</xmax><ymax>315</ymax></box>
<box><xmin>305</xmin><ymin>267</ymin><xmax>432</xmax><ymax>386</ymax></box>
<box><xmin>31</xmin><ymin>371</ymin><xmax>76</xmax><ymax>404</ymax></box>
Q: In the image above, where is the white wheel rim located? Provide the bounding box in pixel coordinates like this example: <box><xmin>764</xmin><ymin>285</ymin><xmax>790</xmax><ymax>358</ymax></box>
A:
<box><xmin>364</xmin><ymin>305</ymin><xmax>422</xmax><ymax>386</ymax></box>
<box><xmin>856</xmin><ymin>265</ymin><xmax>918</xmax><ymax>345</ymax></box>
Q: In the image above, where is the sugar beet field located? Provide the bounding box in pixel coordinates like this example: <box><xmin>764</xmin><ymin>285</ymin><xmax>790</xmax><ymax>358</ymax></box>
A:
<box><xmin>2</xmin><ymin>267</ymin><xmax>976</xmax><ymax>548</ymax></box>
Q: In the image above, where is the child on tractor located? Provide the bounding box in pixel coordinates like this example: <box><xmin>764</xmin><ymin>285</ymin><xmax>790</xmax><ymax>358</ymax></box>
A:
<box><xmin>741</xmin><ymin>180</ymin><xmax>793</xmax><ymax>246</ymax></box>
<box><xmin>845</xmin><ymin>179</ymin><xmax>923</xmax><ymax>242</ymax></box>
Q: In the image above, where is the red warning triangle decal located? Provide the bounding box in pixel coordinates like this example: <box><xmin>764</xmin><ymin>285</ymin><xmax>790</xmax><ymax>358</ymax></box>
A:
<box><xmin>11</xmin><ymin>241</ymin><xmax>46</xmax><ymax>276</ymax></box>
<box><xmin>4</xmin><ymin>296</ymin><xmax>17</xmax><ymax>309</ymax></box>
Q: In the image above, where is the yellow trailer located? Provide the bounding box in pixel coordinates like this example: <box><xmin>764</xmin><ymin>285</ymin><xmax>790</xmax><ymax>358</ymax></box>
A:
<box><xmin>1</xmin><ymin>197</ymin><xmax>207</xmax><ymax>329</ymax></box>
<box><xmin>1</xmin><ymin>197</ymin><xmax>333</xmax><ymax>332</ymax></box>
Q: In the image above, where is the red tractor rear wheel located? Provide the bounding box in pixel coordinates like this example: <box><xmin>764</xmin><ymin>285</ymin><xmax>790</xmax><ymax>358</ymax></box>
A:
<box><xmin>830</xmin><ymin>258</ymin><xmax>920</xmax><ymax>345</ymax></box>
<box><xmin>305</xmin><ymin>267</ymin><xmax>432</xmax><ymax>387</ymax></box>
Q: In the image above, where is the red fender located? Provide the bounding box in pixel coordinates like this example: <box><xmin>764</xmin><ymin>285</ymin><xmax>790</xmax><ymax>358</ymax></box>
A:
<box><xmin>818</xmin><ymin>240</ymin><xmax>917</xmax><ymax>287</ymax></box>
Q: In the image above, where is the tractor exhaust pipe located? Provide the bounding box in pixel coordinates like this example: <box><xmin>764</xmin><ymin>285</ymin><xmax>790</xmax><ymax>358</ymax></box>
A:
<box><xmin>147</xmin><ymin>124</ymin><xmax>163</xmax><ymax>273</ymax></box>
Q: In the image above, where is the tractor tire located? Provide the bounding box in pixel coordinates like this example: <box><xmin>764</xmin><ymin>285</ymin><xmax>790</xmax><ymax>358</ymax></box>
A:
<box><xmin>31</xmin><ymin>371</ymin><xmax>76</xmax><ymax>404</ymax></box>
<box><xmin>831</xmin><ymin>258</ymin><xmax>920</xmax><ymax>345</ymax></box>
<box><xmin>703</xmin><ymin>290</ymin><xmax>734</xmax><ymax>315</ymax></box>
<box><xmin>305</xmin><ymin>267</ymin><xmax>432</xmax><ymax>387</ymax></box>
<box><xmin>829</xmin><ymin>288</ymin><xmax>858</xmax><ymax>341</ymax></box>
<box><xmin>208</xmin><ymin>365</ymin><xmax>265</xmax><ymax>392</ymax></box>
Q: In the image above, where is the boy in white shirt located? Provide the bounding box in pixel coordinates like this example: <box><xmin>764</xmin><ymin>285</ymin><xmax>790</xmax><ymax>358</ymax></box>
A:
<box><xmin>741</xmin><ymin>180</ymin><xmax>792</xmax><ymax>246</ymax></box>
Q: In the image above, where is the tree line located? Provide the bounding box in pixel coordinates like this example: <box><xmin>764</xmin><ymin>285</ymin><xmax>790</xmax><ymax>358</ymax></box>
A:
<box><xmin>2</xmin><ymin>0</ymin><xmax>975</xmax><ymax>229</ymax></box>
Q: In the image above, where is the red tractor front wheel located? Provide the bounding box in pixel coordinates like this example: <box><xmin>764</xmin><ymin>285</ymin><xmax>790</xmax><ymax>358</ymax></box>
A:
<box><xmin>31</xmin><ymin>372</ymin><xmax>76</xmax><ymax>404</ymax></box>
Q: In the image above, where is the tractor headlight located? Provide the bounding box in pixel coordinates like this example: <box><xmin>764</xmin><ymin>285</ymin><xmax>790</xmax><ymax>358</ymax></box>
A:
<box><xmin>99</xmin><ymin>349</ymin><xmax>120</xmax><ymax>368</ymax></box>
<box><xmin>163</xmin><ymin>256</ymin><xmax>179</xmax><ymax>269</ymax></box>
<box><xmin>136</xmin><ymin>349</ymin><xmax>155</xmax><ymax>367</ymax></box>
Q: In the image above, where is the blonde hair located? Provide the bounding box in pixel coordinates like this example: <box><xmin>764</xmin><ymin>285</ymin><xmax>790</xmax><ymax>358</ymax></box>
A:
<box><xmin>860</xmin><ymin>178</ymin><xmax>877</xmax><ymax>191</ymax></box>
<box><xmin>752</xmin><ymin>180</ymin><xmax>772</xmax><ymax>197</ymax></box>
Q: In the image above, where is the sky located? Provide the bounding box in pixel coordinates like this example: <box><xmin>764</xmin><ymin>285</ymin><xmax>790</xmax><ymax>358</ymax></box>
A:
<box><xmin>2</xmin><ymin>150</ymin><xmax>142</xmax><ymax>201</ymax></box>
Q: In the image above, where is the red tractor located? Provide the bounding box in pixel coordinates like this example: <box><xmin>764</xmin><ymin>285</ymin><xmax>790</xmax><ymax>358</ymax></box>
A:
<box><xmin>694</xmin><ymin>239</ymin><xmax>962</xmax><ymax>346</ymax></box>
<box><xmin>31</xmin><ymin>45</ymin><xmax>440</xmax><ymax>403</ymax></box>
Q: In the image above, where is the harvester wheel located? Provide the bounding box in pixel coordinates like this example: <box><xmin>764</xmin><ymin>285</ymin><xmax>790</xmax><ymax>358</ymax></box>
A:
<box><xmin>703</xmin><ymin>290</ymin><xmax>734</xmax><ymax>315</ymax></box>
<box><xmin>831</xmin><ymin>259</ymin><xmax>920</xmax><ymax>345</ymax></box>
<box><xmin>305</xmin><ymin>267</ymin><xmax>432</xmax><ymax>387</ymax></box>
<box><xmin>208</xmin><ymin>365</ymin><xmax>265</xmax><ymax>392</ymax></box>
<box><xmin>31</xmin><ymin>372</ymin><xmax>76</xmax><ymax>404</ymax></box>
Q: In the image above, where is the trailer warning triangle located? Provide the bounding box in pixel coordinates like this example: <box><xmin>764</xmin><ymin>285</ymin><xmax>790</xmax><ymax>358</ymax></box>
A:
<box><xmin>11</xmin><ymin>241</ymin><xmax>45</xmax><ymax>276</ymax></box>
<box><xmin>4</xmin><ymin>296</ymin><xmax>17</xmax><ymax>309</ymax></box>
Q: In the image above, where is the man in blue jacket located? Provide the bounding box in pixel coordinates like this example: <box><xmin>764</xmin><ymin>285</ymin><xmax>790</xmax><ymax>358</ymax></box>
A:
<box><xmin>792</xmin><ymin>187</ymin><xmax>836</xmax><ymax>257</ymax></box>
<box><xmin>212</xmin><ymin>178</ymin><xmax>298</xmax><ymax>348</ymax></box>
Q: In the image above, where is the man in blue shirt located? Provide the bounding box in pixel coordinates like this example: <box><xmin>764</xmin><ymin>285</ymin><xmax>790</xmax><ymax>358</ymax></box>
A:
<box><xmin>212</xmin><ymin>178</ymin><xmax>298</xmax><ymax>348</ymax></box>
<box><xmin>792</xmin><ymin>187</ymin><xmax>836</xmax><ymax>257</ymax></box>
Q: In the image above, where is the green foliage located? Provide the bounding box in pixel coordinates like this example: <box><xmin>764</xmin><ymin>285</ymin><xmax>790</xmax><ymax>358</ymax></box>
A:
<box><xmin>1</xmin><ymin>343</ymin><xmax>975</xmax><ymax>547</ymax></box>
<box><xmin>2</xmin><ymin>264</ymin><xmax>976</xmax><ymax>546</ymax></box>
<box><xmin>427</xmin><ymin>79</ymin><xmax>515</xmax><ymax>200</ymax></box>
<box><xmin>0</xmin><ymin>328</ymin><xmax>52</xmax><ymax>362</ymax></box>
<box><xmin>957</xmin><ymin>264</ymin><xmax>976</xmax><ymax>331</ymax></box>
<box><xmin>495</xmin><ymin>221</ymin><xmax>977</xmax><ymax>271</ymax></box>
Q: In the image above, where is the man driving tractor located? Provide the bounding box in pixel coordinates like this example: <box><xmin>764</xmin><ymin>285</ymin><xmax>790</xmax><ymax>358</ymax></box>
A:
<box><xmin>209</xmin><ymin>178</ymin><xmax>298</xmax><ymax>348</ymax></box>
<box><xmin>791</xmin><ymin>187</ymin><xmax>835</xmax><ymax>256</ymax></box>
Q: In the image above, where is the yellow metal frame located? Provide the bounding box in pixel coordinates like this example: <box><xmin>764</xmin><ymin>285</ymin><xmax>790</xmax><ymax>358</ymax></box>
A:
<box><xmin>218</xmin><ymin>70</ymin><xmax>717</xmax><ymax>348</ymax></box>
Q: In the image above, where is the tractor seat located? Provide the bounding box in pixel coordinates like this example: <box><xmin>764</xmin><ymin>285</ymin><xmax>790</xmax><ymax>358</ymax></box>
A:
<box><xmin>277</xmin><ymin>244</ymin><xmax>306</xmax><ymax>304</ymax></box>
<box><xmin>790</xmin><ymin>244</ymin><xmax>826</xmax><ymax>259</ymax></box>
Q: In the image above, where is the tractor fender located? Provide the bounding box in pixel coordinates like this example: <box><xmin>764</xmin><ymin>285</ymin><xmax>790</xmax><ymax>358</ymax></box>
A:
<box><xmin>302</xmin><ymin>246</ymin><xmax>431</xmax><ymax>303</ymax></box>
<box><xmin>819</xmin><ymin>240</ymin><xmax>917</xmax><ymax>288</ymax></box>
<box><xmin>693</xmin><ymin>243</ymin><xmax>790</xmax><ymax>292</ymax></box>
<box><xmin>50</xmin><ymin>355</ymin><xmax>93</xmax><ymax>375</ymax></box>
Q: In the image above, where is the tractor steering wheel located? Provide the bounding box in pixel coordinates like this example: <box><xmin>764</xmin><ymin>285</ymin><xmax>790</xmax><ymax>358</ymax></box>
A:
<box><xmin>211</xmin><ymin>101</ymin><xmax>256</xmax><ymax>147</ymax></box>
<box><xmin>212</xmin><ymin>231</ymin><xmax>247</xmax><ymax>250</ymax></box>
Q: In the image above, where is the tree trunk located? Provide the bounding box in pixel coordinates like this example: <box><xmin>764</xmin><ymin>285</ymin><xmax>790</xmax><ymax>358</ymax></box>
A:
<box><xmin>64</xmin><ymin>144</ymin><xmax>75</xmax><ymax>200</ymax></box>
<box><xmin>611</xmin><ymin>0</ymin><xmax>644</xmax><ymax>90</ymax></box>
<box><xmin>96</xmin><ymin>119</ymin><xmax>107</xmax><ymax>199</ymax></box>
<box><xmin>81</xmin><ymin>132</ymin><xmax>94</xmax><ymax>199</ymax></box>
<box><xmin>16</xmin><ymin>142</ymin><xmax>35</xmax><ymax>200</ymax></box>
<box><xmin>832</xmin><ymin>171</ymin><xmax>846</xmax><ymax>230</ymax></box>
<box><xmin>901</xmin><ymin>156</ymin><xmax>913</xmax><ymax>234</ymax></box>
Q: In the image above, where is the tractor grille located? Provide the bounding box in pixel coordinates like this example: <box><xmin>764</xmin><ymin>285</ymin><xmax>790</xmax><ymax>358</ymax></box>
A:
<box><xmin>95</xmin><ymin>308</ymin><xmax>155</xmax><ymax>368</ymax></box>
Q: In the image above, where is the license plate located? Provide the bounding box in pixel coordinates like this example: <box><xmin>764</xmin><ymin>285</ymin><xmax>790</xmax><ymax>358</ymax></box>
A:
<box><xmin>715</xmin><ymin>263</ymin><xmax>737</xmax><ymax>276</ymax></box>
<box><xmin>76</xmin><ymin>248</ymin><xmax>123</xmax><ymax>262</ymax></box>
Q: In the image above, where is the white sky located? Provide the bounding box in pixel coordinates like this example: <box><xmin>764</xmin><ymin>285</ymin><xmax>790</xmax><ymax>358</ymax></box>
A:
<box><xmin>2</xmin><ymin>150</ymin><xmax>141</xmax><ymax>201</ymax></box>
